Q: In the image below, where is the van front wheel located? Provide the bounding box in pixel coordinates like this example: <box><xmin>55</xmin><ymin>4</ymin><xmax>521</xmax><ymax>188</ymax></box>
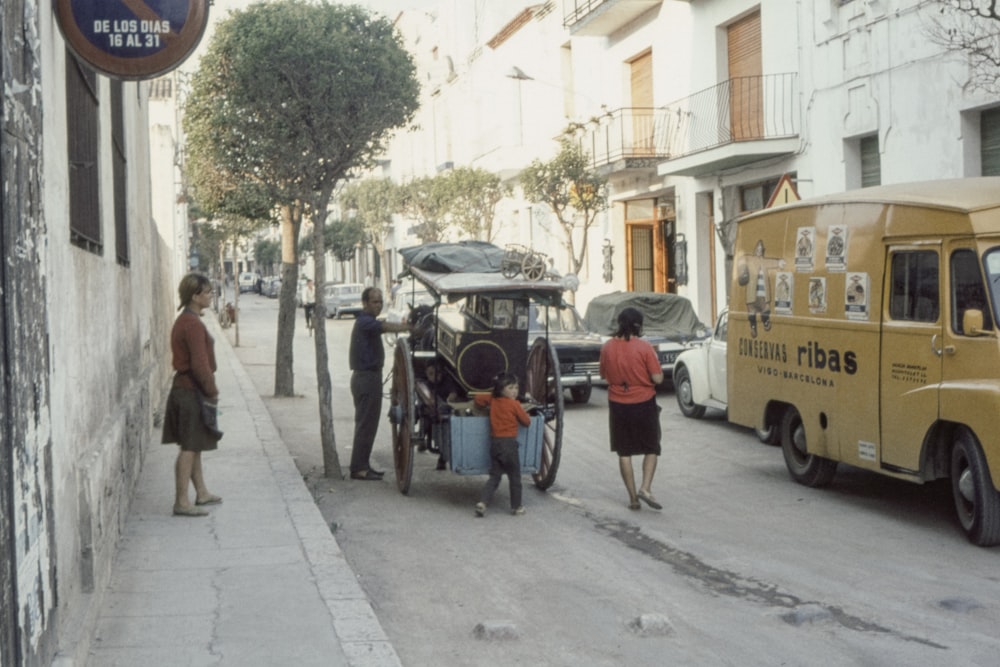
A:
<box><xmin>950</xmin><ymin>429</ymin><xmax>1000</xmax><ymax>546</ymax></box>
<box><xmin>780</xmin><ymin>407</ymin><xmax>837</xmax><ymax>487</ymax></box>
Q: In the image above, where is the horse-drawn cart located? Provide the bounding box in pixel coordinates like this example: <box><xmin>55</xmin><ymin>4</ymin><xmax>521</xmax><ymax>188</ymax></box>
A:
<box><xmin>387</xmin><ymin>253</ymin><xmax>568</xmax><ymax>495</ymax></box>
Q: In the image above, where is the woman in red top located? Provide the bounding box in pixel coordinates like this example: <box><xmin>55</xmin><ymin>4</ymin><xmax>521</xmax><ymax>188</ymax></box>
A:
<box><xmin>475</xmin><ymin>372</ymin><xmax>532</xmax><ymax>517</ymax></box>
<box><xmin>162</xmin><ymin>272</ymin><xmax>223</xmax><ymax>517</ymax></box>
<box><xmin>599</xmin><ymin>307</ymin><xmax>664</xmax><ymax>511</ymax></box>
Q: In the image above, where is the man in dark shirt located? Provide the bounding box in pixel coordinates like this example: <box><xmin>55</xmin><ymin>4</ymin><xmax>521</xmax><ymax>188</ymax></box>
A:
<box><xmin>349</xmin><ymin>287</ymin><xmax>411</xmax><ymax>480</ymax></box>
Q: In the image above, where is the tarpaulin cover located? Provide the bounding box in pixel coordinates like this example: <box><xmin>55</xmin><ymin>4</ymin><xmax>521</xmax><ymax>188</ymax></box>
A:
<box><xmin>398</xmin><ymin>241</ymin><xmax>505</xmax><ymax>274</ymax></box>
<box><xmin>583</xmin><ymin>291</ymin><xmax>707</xmax><ymax>340</ymax></box>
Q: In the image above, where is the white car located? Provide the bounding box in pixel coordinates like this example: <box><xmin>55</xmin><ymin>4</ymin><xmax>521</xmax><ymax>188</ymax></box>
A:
<box><xmin>672</xmin><ymin>309</ymin><xmax>777</xmax><ymax>444</ymax></box>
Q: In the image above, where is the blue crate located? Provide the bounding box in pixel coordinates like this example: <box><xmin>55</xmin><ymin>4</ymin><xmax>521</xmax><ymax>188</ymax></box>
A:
<box><xmin>447</xmin><ymin>414</ymin><xmax>544</xmax><ymax>475</ymax></box>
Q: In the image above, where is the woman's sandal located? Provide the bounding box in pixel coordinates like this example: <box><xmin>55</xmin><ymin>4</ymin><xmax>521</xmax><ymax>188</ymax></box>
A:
<box><xmin>195</xmin><ymin>494</ymin><xmax>223</xmax><ymax>506</ymax></box>
<box><xmin>637</xmin><ymin>490</ymin><xmax>662</xmax><ymax>510</ymax></box>
<box><xmin>173</xmin><ymin>505</ymin><xmax>209</xmax><ymax>517</ymax></box>
<box><xmin>628</xmin><ymin>500</ymin><xmax>641</xmax><ymax>511</ymax></box>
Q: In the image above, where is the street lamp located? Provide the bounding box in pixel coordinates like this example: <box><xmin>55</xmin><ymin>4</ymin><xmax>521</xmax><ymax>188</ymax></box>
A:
<box><xmin>506</xmin><ymin>66</ymin><xmax>533</xmax><ymax>145</ymax></box>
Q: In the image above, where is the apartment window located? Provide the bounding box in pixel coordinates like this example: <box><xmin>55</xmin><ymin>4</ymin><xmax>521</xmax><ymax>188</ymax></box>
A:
<box><xmin>67</xmin><ymin>52</ymin><xmax>101</xmax><ymax>253</ymax></box>
<box><xmin>860</xmin><ymin>134</ymin><xmax>881</xmax><ymax>187</ymax></box>
<box><xmin>739</xmin><ymin>177</ymin><xmax>781</xmax><ymax>213</ymax></box>
<box><xmin>111</xmin><ymin>80</ymin><xmax>129</xmax><ymax>266</ymax></box>
<box><xmin>149</xmin><ymin>77</ymin><xmax>173</xmax><ymax>100</ymax></box>
<box><xmin>981</xmin><ymin>108</ymin><xmax>1000</xmax><ymax>176</ymax></box>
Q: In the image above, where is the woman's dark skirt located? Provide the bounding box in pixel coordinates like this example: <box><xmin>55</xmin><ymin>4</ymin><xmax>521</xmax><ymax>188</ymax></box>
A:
<box><xmin>609</xmin><ymin>397</ymin><xmax>661</xmax><ymax>456</ymax></box>
<box><xmin>162</xmin><ymin>387</ymin><xmax>220</xmax><ymax>452</ymax></box>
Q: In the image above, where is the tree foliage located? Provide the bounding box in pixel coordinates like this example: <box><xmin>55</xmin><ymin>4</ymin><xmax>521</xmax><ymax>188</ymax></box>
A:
<box><xmin>254</xmin><ymin>238</ymin><xmax>281</xmax><ymax>274</ymax></box>
<box><xmin>340</xmin><ymin>179</ymin><xmax>398</xmax><ymax>285</ymax></box>
<box><xmin>520</xmin><ymin>138</ymin><xmax>609</xmax><ymax>277</ymax></box>
<box><xmin>299</xmin><ymin>219</ymin><xmax>364</xmax><ymax>263</ymax></box>
<box><xmin>442</xmin><ymin>167</ymin><xmax>510</xmax><ymax>242</ymax></box>
<box><xmin>928</xmin><ymin>1</ymin><xmax>1000</xmax><ymax>94</ymax></box>
<box><xmin>397</xmin><ymin>176</ymin><xmax>453</xmax><ymax>243</ymax></box>
<box><xmin>183</xmin><ymin>0</ymin><xmax>420</xmax><ymax>477</ymax></box>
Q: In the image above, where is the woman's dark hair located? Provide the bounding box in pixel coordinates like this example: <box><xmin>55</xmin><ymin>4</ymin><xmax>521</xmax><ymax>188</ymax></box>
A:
<box><xmin>492</xmin><ymin>371</ymin><xmax>520</xmax><ymax>397</ymax></box>
<box><xmin>614</xmin><ymin>307</ymin><xmax>644</xmax><ymax>340</ymax></box>
<box><xmin>178</xmin><ymin>272</ymin><xmax>212</xmax><ymax>310</ymax></box>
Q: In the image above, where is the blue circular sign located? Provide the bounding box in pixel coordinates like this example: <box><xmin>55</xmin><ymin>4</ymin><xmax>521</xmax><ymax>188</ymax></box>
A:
<box><xmin>56</xmin><ymin>0</ymin><xmax>209</xmax><ymax>79</ymax></box>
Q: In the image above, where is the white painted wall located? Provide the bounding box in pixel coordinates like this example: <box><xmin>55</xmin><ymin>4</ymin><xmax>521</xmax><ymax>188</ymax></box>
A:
<box><xmin>30</xmin><ymin>1</ymin><xmax>176</xmax><ymax>660</ymax></box>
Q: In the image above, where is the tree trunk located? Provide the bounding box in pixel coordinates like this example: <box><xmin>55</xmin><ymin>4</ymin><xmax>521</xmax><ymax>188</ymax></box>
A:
<box><xmin>232</xmin><ymin>235</ymin><xmax>241</xmax><ymax>347</ymax></box>
<box><xmin>274</xmin><ymin>203</ymin><xmax>301</xmax><ymax>396</ymax></box>
<box><xmin>311</xmin><ymin>187</ymin><xmax>342</xmax><ymax>478</ymax></box>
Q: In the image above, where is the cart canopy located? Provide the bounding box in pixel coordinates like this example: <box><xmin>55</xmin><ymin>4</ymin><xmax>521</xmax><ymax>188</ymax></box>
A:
<box><xmin>400</xmin><ymin>242</ymin><xmax>569</xmax><ymax>307</ymax></box>
<box><xmin>398</xmin><ymin>241</ymin><xmax>505</xmax><ymax>274</ymax></box>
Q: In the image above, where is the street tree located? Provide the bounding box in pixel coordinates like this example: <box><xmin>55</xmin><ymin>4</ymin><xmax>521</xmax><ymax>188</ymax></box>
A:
<box><xmin>928</xmin><ymin>1</ymin><xmax>1000</xmax><ymax>94</ymax></box>
<box><xmin>341</xmin><ymin>179</ymin><xmax>399</xmax><ymax>289</ymax></box>
<box><xmin>397</xmin><ymin>175</ymin><xmax>453</xmax><ymax>243</ymax></box>
<box><xmin>254</xmin><ymin>238</ymin><xmax>280</xmax><ymax>276</ymax></box>
<box><xmin>299</xmin><ymin>218</ymin><xmax>365</xmax><ymax>283</ymax></box>
<box><xmin>184</xmin><ymin>0</ymin><xmax>419</xmax><ymax>477</ymax></box>
<box><xmin>444</xmin><ymin>167</ymin><xmax>510</xmax><ymax>242</ymax></box>
<box><xmin>520</xmin><ymin>138</ymin><xmax>609</xmax><ymax>282</ymax></box>
<box><xmin>184</xmin><ymin>141</ymin><xmax>273</xmax><ymax>345</ymax></box>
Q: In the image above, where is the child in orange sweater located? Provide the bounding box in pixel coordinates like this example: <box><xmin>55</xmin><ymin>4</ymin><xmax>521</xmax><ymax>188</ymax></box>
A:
<box><xmin>475</xmin><ymin>372</ymin><xmax>531</xmax><ymax>517</ymax></box>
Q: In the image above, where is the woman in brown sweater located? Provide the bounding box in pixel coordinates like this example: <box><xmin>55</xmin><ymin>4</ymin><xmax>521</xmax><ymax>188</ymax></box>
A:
<box><xmin>162</xmin><ymin>272</ymin><xmax>223</xmax><ymax>516</ymax></box>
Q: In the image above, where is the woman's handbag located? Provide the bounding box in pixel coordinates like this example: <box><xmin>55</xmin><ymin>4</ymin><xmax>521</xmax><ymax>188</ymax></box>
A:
<box><xmin>197</xmin><ymin>390</ymin><xmax>223</xmax><ymax>440</ymax></box>
<box><xmin>182</xmin><ymin>371</ymin><xmax>223</xmax><ymax>439</ymax></box>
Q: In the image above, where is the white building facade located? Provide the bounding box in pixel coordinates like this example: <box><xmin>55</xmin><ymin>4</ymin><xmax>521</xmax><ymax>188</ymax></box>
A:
<box><xmin>378</xmin><ymin>0</ymin><xmax>1000</xmax><ymax>326</ymax></box>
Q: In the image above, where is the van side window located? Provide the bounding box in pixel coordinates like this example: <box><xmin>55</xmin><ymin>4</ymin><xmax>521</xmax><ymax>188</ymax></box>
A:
<box><xmin>889</xmin><ymin>251</ymin><xmax>939</xmax><ymax>322</ymax></box>
<box><xmin>951</xmin><ymin>249</ymin><xmax>993</xmax><ymax>334</ymax></box>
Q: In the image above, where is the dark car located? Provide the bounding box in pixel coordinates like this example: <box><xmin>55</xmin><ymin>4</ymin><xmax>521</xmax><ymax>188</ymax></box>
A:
<box><xmin>583</xmin><ymin>291</ymin><xmax>710</xmax><ymax>383</ymax></box>
<box><xmin>263</xmin><ymin>277</ymin><xmax>281</xmax><ymax>298</ymax></box>
<box><xmin>528</xmin><ymin>303</ymin><xmax>602</xmax><ymax>404</ymax></box>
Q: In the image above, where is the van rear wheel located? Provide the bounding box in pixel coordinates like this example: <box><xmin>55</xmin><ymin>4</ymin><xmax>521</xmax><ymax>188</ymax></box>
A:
<box><xmin>780</xmin><ymin>407</ymin><xmax>837</xmax><ymax>487</ymax></box>
<box><xmin>950</xmin><ymin>429</ymin><xmax>1000</xmax><ymax>546</ymax></box>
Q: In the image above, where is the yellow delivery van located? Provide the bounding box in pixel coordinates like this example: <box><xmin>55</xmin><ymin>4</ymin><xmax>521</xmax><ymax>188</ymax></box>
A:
<box><xmin>727</xmin><ymin>177</ymin><xmax>1000</xmax><ymax>545</ymax></box>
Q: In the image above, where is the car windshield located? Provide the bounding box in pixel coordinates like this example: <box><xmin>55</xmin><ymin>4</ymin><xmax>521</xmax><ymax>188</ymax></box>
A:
<box><xmin>529</xmin><ymin>304</ymin><xmax>588</xmax><ymax>334</ymax></box>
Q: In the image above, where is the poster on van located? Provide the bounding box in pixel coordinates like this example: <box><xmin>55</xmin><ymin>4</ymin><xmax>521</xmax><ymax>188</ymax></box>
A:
<box><xmin>795</xmin><ymin>227</ymin><xmax>816</xmax><ymax>272</ymax></box>
<box><xmin>826</xmin><ymin>226</ymin><xmax>848</xmax><ymax>271</ymax></box>
<box><xmin>808</xmin><ymin>276</ymin><xmax>827</xmax><ymax>313</ymax></box>
<box><xmin>845</xmin><ymin>272</ymin><xmax>870</xmax><ymax>320</ymax></box>
<box><xmin>774</xmin><ymin>272</ymin><xmax>793</xmax><ymax>314</ymax></box>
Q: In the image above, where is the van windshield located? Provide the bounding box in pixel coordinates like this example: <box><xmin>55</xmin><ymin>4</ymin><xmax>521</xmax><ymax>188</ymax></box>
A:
<box><xmin>981</xmin><ymin>248</ymin><xmax>1000</xmax><ymax>328</ymax></box>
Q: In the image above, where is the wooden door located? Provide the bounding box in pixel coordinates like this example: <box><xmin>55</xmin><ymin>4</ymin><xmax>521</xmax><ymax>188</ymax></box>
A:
<box><xmin>629</xmin><ymin>50</ymin><xmax>654</xmax><ymax>155</ymax></box>
<box><xmin>727</xmin><ymin>11</ymin><xmax>763</xmax><ymax>141</ymax></box>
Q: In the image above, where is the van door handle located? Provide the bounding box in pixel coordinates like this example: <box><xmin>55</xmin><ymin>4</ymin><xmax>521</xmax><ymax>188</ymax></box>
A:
<box><xmin>931</xmin><ymin>334</ymin><xmax>956</xmax><ymax>357</ymax></box>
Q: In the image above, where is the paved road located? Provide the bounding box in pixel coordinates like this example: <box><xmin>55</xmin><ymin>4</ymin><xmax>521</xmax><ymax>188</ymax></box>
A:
<box><xmin>228</xmin><ymin>294</ymin><xmax>1000</xmax><ymax>667</ymax></box>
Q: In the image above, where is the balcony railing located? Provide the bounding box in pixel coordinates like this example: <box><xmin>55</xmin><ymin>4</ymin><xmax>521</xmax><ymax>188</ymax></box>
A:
<box><xmin>563</xmin><ymin>0</ymin><xmax>664</xmax><ymax>35</ymax></box>
<box><xmin>571</xmin><ymin>107</ymin><xmax>667</xmax><ymax>169</ymax></box>
<box><xmin>658</xmin><ymin>72</ymin><xmax>798</xmax><ymax>159</ymax></box>
<box><xmin>572</xmin><ymin>73</ymin><xmax>798</xmax><ymax>171</ymax></box>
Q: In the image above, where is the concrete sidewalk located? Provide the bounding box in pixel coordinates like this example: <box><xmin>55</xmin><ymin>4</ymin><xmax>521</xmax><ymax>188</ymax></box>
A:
<box><xmin>83</xmin><ymin>315</ymin><xmax>400</xmax><ymax>667</ymax></box>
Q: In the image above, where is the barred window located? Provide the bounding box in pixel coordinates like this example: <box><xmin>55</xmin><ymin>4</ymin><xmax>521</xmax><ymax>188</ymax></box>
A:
<box><xmin>111</xmin><ymin>79</ymin><xmax>129</xmax><ymax>266</ymax></box>
<box><xmin>66</xmin><ymin>52</ymin><xmax>101</xmax><ymax>253</ymax></box>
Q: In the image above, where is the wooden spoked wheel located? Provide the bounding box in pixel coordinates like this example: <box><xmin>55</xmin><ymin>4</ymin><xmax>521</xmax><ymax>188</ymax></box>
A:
<box><xmin>521</xmin><ymin>253</ymin><xmax>547</xmax><ymax>281</ymax></box>
<box><xmin>525</xmin><ymin>337</ymin><xmax>564</xmax><ymax>490</ymax></box>
<box><xmin>390</xmin><ymin>337</ymin><xmax>416</xmax><ymax>494</ymax></box>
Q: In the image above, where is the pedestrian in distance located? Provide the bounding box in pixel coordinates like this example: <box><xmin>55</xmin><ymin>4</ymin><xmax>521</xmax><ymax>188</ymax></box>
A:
<box><xmin>474</xmin><ymin>372</ymin><xmax>531</xmax><ymax>517</ymax></box>
<box><xmin>599</xmin><ymin>306</ymin><xmax>664</xmax><ymax>511</ymax></box>
<box><xmin>161</xmin><ymin>272</ymin><xmax>223</xmax><ymax>517</ymax></box>
<box><xmin>348</xmin><ymin>287</ymin><xmax>412</xmax><ymax>480</ymax></box>
<box><xmin>303</xmin><ymin>278</ymin><xmax>316</xmax><ymax>333</ymax></box>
